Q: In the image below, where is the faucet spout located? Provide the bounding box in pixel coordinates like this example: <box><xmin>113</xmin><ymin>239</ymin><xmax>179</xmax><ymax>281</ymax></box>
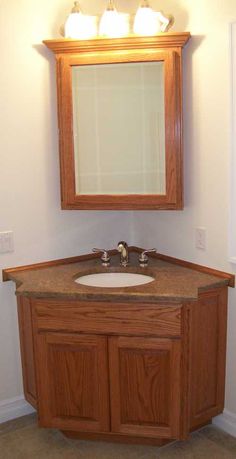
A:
<box><xmin>117</xmin><ymin>241</ymin><xmax>129</xmax><ymax>267</ymax></box>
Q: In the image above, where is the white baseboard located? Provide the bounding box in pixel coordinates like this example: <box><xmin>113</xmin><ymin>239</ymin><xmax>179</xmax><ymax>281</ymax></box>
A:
<box><xmin>0</xmin><ymin>396</ymin><xmax>35</xmax><ymax>424</ymax></box>
<box><xmin>213</xmin><ymin>410</ymin><xmax>236</xmax><ymax>437</ymax></box>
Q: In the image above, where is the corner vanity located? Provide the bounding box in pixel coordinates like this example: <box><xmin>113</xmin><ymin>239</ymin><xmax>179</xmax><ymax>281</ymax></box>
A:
<box><xmin>3</xmin><ymin>247</ymin><xmax>234</xmax><ymax>446</ymax></box>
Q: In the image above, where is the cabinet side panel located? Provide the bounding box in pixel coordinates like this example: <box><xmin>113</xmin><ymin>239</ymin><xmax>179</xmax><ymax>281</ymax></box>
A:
<box><xmin>189</xmin><ymin>287</ymin><xmax>228</xmax><ymax>429</ymax></box>
<box><xmin>17</xmin><ymin>296</ymin><xmax>37</xmax><ymax>408</ymax></box>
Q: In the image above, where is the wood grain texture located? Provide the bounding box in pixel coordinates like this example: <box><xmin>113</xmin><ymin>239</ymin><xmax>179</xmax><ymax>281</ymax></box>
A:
<box><xmin>57</xmin><ymin>50</ymin><xmax>182</xmax><ymax>210</ymax></box>
<box><xmin>14</xmin><ymin>284</ymin><xmax>229</xmax><ymax>444</ymax></box>
<box><xmin>33</xmin><ymin>299</ymin><xmax>182</xmax><ymax>337</ymax></box>
<box><xmin>108</xmin><ymin>336</ymin><xmax>181</xmax><ymax>439</ymax></box>
<box><xmin>17</xmin><ymin>297</ymin><xmax>37</xmax><ymax>408</ymax></box>
<box><xmin>43</xmin><ymin>33</ymin><xmax>191</xmax><ymax>54</ymax></box>
<box><xmin>189</xmin><ymin>287</ymin><xmax>228</xmax><ymax>429</ymax></box>
<box><xmin>34</xmin><ymin>332</ymin><xmax>110</xmax><ymax>433</ymax></box>
<box><xmin>179</xmin><ymin>304</ymin><xmax>191</xmax><ymax>440</ymax></box>
<box><xmin>43</xmin><ymin>34</ymin><xmax>190</xmax><ymax>210</ymax></box>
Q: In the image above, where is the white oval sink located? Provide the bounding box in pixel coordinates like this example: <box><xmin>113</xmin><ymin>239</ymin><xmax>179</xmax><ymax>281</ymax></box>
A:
<box><xmin>75</xmin><ymin>272</ymin><xmax>154</xmax><ymax>288</ymax></box>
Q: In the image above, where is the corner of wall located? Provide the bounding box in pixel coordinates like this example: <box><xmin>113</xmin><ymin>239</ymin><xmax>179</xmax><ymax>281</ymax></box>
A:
<box><xmin>0</xmin><ymin>396</ymin><xmax>35</xmax><ymax>425</ymax></box>
<box><xmin>213</xmin><ymin>410</ymin><xmax>236</xmax><ymax>438</ymax></box>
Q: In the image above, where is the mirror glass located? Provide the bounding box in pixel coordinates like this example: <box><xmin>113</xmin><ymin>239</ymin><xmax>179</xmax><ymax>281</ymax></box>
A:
<box><xmin>72</xmin><ymin>61</ymin><xmax>165</xmax><ymax>195</ymax></box>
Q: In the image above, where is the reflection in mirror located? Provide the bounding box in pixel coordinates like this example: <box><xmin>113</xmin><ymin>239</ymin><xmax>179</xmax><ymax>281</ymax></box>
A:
<box><xmin>72</xmin><ymin>62</ymin><xmax>165</xmax><ymax>195</ymax></box>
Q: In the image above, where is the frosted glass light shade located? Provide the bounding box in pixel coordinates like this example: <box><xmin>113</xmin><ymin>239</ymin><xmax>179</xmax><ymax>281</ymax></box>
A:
<box><xmin>155</xmin><ymin>12</ymin><xmax>171</xmax><ymax>32</ymax></box>
<box><xmin>133</xmin><ymin>5</ymin><xmax>158</xmax><ymax>36</ymax></box>
<box><xmin>65</xmin><ymin>14</ymin><xmax>97</xmax><ymax>39</ymax></box>
<box><xmin>64</xmin><ymin>1</ymin><xmax>97</xmax><ymax>39</ymax></box>
<box><xmin>99</xmin><ymin>1</ymin><xmax>128</xmax><ymax>38</ymax></box>
<box><xmin>65</xmin><ymin>12</ymin><xmax>83</xmax><ymax>38</ymax></box>
<box><xmin>99</xmin><ymin>9</ymin><xmax>119</xmax><ymax>37</ymax></box>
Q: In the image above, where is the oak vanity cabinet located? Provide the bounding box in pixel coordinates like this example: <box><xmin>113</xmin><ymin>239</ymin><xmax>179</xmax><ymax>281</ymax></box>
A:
<box><xmin>17</xmin><ymin>286</ymin><xmax>228</xmax><ymax>444</ymax></box>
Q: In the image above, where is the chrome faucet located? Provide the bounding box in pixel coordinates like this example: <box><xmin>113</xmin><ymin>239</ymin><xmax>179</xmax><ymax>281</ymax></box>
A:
<box><xmin>117</xmin><ymin>241</ymin><xmax>129</xmax><ymax>267</ymax></box>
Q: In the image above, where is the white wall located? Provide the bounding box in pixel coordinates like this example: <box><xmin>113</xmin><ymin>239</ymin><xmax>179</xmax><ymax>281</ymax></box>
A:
<box><xmin>132</xmin><ymin>0</ymin><xmax>236</xmax><ymax>433</ymax></box>
<box><xmin>0</xmin><ymin>0</ymin><xmax>131</xmax><ymax>420</ymax></box>
<box><xmin>1</xmin><ymin>0</ymin><xmax>236</xmax><ymax>435</ymax></box>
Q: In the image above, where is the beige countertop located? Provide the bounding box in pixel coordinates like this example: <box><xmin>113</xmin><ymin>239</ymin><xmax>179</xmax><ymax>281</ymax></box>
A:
<box><xmin>3</xmin><ymin>250</ymin><xmax>234</xmax><ymax>304</ymax></box>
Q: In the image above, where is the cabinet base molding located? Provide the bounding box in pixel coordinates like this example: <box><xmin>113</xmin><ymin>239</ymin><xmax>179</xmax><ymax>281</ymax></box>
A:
<box><xmin>62</xmin><ymin>430</ymin><xmax>173</xmax><ymax>446</ymax></box>
<box><xmin>61</xmin><ymin>419</ymin><xmax>214</xmax><ymax>445</ymax></box>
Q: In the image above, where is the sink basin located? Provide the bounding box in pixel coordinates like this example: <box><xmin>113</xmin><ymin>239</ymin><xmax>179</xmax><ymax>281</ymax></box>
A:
<box><xmin>75</xmin><ymin>272</ymin><xmax>155</xmax><ymax>288</ymax></box>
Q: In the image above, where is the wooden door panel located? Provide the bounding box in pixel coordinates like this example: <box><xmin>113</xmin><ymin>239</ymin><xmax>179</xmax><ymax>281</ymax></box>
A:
<box><xmin>109</xmin><ymin>336</ymin><xmax>181</xmax><ymax>439</ymax></box>
<box><xmin>35</xmin><ymin>333</ymin><xmax>110</xmax><ymax>432</ymax></box>
<box><xmin>119</xmin><ymin>348</ymin><xmax>170</xmax><ymax>426</ymax></box>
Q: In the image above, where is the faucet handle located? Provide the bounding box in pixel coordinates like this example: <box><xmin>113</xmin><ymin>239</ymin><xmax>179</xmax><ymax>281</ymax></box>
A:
<box><xmin>92</xmin><ymin>248</ymin><xmax>111</xmax><ymax>267</ymax></box>
<box><xmin>139</xmin><ymin>249</ymin><xmax>156</xmax><ymax>267</ymax></box>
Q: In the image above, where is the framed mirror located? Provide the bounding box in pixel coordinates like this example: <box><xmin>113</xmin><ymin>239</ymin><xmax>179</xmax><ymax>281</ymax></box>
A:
<box><xmin>44</xmin><ymin>33</ymin><xmax>190</xmax><ymax>210</ymax></box>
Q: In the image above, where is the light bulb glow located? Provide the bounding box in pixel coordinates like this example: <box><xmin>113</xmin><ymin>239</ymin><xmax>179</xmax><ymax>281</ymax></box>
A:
<box><xmin>65</xmin><ymin>13</ymin><xmax>97</xmax><ymax>39</ymax></box>
<box><xmin>117</xmin><ymin>13</ymin><xmax>130</xmax><ymax>37</ymax></box>
<box><xmin>99</xmin><ymin>9</ymin><xmax>121</xmax><ymax>37</ymax></box>
<box><xmin>133</xmin><ymin>6</ymin><xmax>158</xmax><ymax>36</ymax></box>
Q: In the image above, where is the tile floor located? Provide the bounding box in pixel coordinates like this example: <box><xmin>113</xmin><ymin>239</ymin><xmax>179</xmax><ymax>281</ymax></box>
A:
<box><xmin>0</xmin><ymin>414</ymin><xmax>236</xmax><ymax>459</ymax></box>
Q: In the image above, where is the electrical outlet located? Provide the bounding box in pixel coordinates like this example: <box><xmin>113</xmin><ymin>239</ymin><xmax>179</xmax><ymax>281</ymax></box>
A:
<box><xmin>195</xmin><ymin>227</ymin><xmax>206</xmax><ymax>250</ymax></box>
<box><xmin>0</xmin><ymin>231</ymin><xmax>14</xmax><ymax>253</ymax></box>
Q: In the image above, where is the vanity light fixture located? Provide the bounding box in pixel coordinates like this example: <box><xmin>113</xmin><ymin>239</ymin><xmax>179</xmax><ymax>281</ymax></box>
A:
<box><xmin>62</xmin><ymin>0</ymin><xmax>171</xmax><ymax>39</ymax></box>
<box><xmin>133</xmin><ymin>0</ymin><xmax>170</xmax><ymax>36</ymax></box>
<box><xmin>99</xmin><ymin>0</ymin><xmax>128</xmax><ymax>38</ymax></box>
<box><xmin>64</xmin><ymin>1</ymin><xmax>97</xmax><ymax>39</ymax></box>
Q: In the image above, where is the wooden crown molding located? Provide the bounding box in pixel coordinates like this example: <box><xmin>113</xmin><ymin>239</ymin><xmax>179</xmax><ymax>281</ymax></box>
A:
<box><xmin>43</xmin><ymin>32</ymin><xmax>191</xmax><ymax>55</ymax></box>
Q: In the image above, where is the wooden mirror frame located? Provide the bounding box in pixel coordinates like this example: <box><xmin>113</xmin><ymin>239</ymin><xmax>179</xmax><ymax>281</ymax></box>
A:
<box><xmin>44</xmin><ymin>33</ymin><xmax>190</xmax><ymax>210</ymax></box>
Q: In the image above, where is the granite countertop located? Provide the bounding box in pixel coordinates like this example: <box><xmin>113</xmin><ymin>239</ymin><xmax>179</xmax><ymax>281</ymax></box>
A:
<box><xmin>3</xmin><ymin>251</ymin><xmax>233</xmax><ymax>304</ymax></box>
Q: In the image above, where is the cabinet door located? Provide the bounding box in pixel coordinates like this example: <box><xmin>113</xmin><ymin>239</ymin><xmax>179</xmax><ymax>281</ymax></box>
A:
<box><xmin>35</xmin><ymin>332</ymin><xmax>110</xmax><ymax>432</ymax></box>
<box><xmin>109</xmin><ymin>336</ymin><xmax>181</xmax><ymax>439</ymax></box>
